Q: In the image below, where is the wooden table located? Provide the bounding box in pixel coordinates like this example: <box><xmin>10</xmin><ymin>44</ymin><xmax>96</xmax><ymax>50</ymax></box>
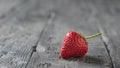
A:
<box><xmin>0</xmin><ymin>0</ymin><xmax>119</xmax><ymax>68</ymax></box>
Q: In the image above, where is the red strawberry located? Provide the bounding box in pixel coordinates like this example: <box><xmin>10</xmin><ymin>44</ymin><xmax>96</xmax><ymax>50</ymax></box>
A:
<box><xmin>60</xmin><ymin>31</ymin><xmax>102</xmax><ymax>59</ymax></box>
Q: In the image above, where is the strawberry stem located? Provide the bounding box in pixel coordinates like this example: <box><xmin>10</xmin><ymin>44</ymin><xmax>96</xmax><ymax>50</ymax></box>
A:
<box><xmin>85</xmin><ymin>33</ymin><xmax>102</xmax><ymax>39</ymax></box>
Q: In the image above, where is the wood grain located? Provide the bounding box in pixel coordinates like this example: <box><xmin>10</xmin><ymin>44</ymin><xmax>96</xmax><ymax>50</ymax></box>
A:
<box><xmin>0</xmin><ymin>0</ymin><xmax>119</xmax><ymax>68</ymax></box>
<box><xmin>26</xmin><ymin>0</ymin><xmax>113</xmax><ymax>66</ymax></box>
<box><xmin>93</xmin><ymin>1</ymin><xmax>120</xmax><ymax>68</ymax></box>
<box><xmin>98</xmin><ymin>10</ymin><xmax>120</xmax><ymax>68</ymax></box>
<box><xmin>0</xmin><ymin>21</ymin><xmax>47</xmax><ymax>68</ymax></box>
<box><xmin>0</xmin><ymin>0</ymin><xmax>51</xmax><ymax>68</ymax></box>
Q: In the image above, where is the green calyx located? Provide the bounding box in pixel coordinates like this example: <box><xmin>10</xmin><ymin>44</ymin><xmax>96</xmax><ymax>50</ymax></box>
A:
<box><xmin>84</xmin><ymin>33</ymin><xmax>102</xmax><ymax>39</ymax></box>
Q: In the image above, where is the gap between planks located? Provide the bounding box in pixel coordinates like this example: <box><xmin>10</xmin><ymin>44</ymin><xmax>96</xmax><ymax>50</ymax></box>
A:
<box><xmin>24</xmin><ymin>12</ymin><xmax>56</xmax><ymax>68</ymax></box>
<box><xmin>98</xmin><ymin>24</ymin><xmax>114</xmax><ymax>68</ymax></box>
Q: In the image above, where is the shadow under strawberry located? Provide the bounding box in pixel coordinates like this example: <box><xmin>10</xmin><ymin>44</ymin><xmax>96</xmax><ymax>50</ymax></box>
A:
<box><xmin>83</xmin><ymin>55</ymin><xmax>104</xmax><ymax>64</ymax></box>
<box><xmin>61</xmin><ymin>55</ymin><xmax>104</xmax><ymax>65</ymax></box>
<box><xmin>63</xmin><ymin>56</ymin><xmax>84</xmax><ymax>61</ymax></box>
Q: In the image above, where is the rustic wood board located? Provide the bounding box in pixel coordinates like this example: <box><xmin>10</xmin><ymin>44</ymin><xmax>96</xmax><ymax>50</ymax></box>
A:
<box><xmin>0</xmin><ymin>0</ymin><xmax>54</xmax><ymax>68</ymax></box>
<box><xmin>25</xmin><ymin>0</ymin><xmax>119</xmax><ymax>68</ymax></box>
<box><xmin>0</xmin><ymin>20</ymin><xmax>47</xmax><ymax>68</ymax></box>
<box><xmin>98</xmin><ymin>25</ymin><xmax>120</xmax><ymax>68</ymax></box>
<box><xmin>92</xmin><ymin>1</ymin><xmax>120</xmax><ymax>68</ymax></box>
<box><xmin>26</xmin><ymin>12</ymin><xmax>112</xmax><ymax>68</ymax></box>
<box><xmin>97</xmin><ymin>9</ymin><xmax>120</xmax><ymax>68</ymax></box>
<box><xmin>0</xmin><ymin>0</ymin><xmax>119</xmax><ymax>68</ymax></box>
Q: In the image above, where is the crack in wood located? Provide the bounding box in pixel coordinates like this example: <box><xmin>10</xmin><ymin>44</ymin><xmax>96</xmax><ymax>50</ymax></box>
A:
<box><xmin>98</xmin><ymin>25</ymin><xmax>115</xmax><ymax>68</ymax></box>
<box><xmin>24</xmin><ymin>12</ymin><xmax>56</xmax><ymax>68</ymax></box>
<box><xmin>100</xmin><ymin>39</ymin><xmax>114</xmax><ymax>68</ymax></box>
<box><xmin>32</xmin><ymin>46</ymin><xmax>37</xmax><ymax>52</ymax></box>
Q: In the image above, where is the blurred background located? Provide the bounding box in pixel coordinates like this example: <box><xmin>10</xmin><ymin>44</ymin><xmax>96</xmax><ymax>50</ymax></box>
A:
<box><xmin>0</xmin><ymin>0</ymin><xmax>120</xmax><ymax>37</ymax></box>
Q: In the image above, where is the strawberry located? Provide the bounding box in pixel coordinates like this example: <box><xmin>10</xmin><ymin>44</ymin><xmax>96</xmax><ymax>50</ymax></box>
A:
<box><xmin>60</xmin><ymin>31</ymin><xmax>102</xmax><ymax>59</ymax></box>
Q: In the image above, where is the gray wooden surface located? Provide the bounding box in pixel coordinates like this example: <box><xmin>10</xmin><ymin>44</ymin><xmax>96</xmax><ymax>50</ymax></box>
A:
<box><xmin>0</xmin><ymin>0</ymin><xmax>120</xmax><ymax>68</ymax></box>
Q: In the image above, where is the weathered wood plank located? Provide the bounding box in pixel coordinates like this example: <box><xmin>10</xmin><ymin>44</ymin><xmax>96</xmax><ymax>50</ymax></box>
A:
<box><xmin>97</xmin><ymin>7</ymin><xmax>120</xmax><ymax>68</ymax></box>
<box><xmin>26</xmin><ymin>17</ymin><xmax>112</xmax><ymax>68</ymax></box>
<box><xmin>91</xmin><ymin>1</ymin><xmax>120</xmax><ymax>68</ymax></box>
<box><xmin>0</xmin><ymin>0</ymin><xmax>119</xmax><ymax>68</ymax></box>
<box><xmin>0</xmin><ymin>0</ymin><xmax>55</xmax><ymax>68</ymax></box>
<box><xmin>26</xmin><ymin>0</ymin><xmax>113</xmax><ymax>68</ymax></box>
<box><xmin>0</xmin><ymin>21</ymin><xmax>47</xmax><ymax>68</ymax></box>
